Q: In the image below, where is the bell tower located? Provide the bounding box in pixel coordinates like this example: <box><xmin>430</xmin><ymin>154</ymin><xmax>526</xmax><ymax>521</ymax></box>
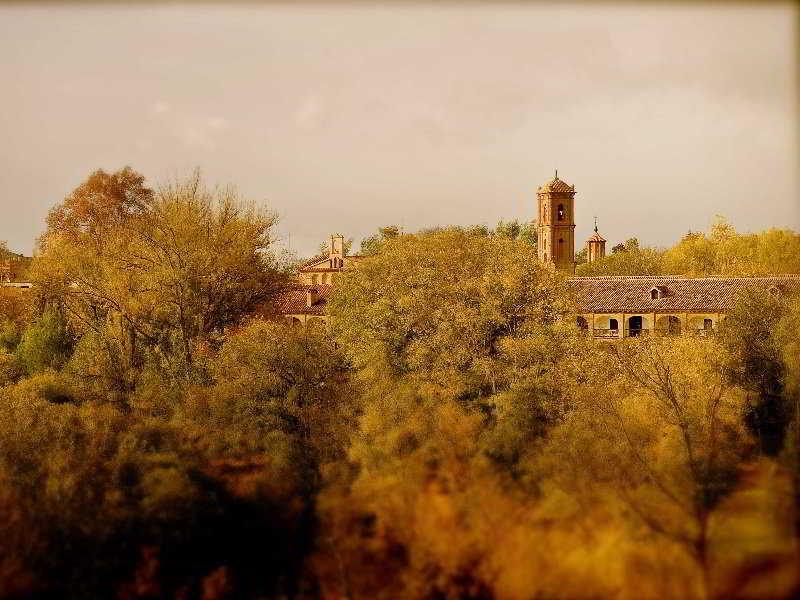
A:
<box><xmin>537</xmin><ymin>170</ymin><xmax>576</xmax><ymax>273</ymax></box>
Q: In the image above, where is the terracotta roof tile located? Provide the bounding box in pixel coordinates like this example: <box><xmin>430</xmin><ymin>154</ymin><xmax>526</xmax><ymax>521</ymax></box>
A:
<box><xmin>587</xmin><ymin>231</ymin><xmax>606</xmax><ymax>243</ymax></box>
<box><xmin>567</xmin><ymin>275</ymin><xmax>800</xmax><ymax>313</ymax></box>
<box><xmin>538</xmin><ymin>177</ymin><xmax>575</xmax><ymax>194</ymax></box>
<box><xmin>273</xmin><ymin>284</ymin><xmax>333</xmax><ymax>316</ymax></box>
<box><xmin>300</xmin><ymin>254</ymin><xmax>328</xmax><ymax>268</ymax></box>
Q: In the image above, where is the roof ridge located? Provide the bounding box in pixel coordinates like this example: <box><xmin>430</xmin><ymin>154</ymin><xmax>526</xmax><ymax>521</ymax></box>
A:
<box><xmin>568</xmin><ymin>275</ymin><xmax>800</xmax><ymax>281</ymax></box>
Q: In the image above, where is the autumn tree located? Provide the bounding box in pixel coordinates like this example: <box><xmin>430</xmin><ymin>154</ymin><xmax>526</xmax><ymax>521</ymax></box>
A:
<box><xmin>359</xmin><ymin>225</ymin><xmax>401</xmax><ymax>255</ymax></box>
<box><xmin>576</xmin><ymin>237</ymin><xmax>666</xmax><ymax>276</ymax></box>
<box><xmin>329</xmin><ymin>229</ymin><xmax>574</xmax><ymax>400</ymax></box>
<box><xmin>717</xmin><ymin>289</ymin><xmax>791</xmax><ymax>454</ymax></box>
<box><xmin>663</xmin><ymin>217</ymin><xmax>800</xmax><ymax>276</ymax></box>
<box><xmin>494</xmin><ymin>218</ymin><xmax>537</xmax><ymax>249</ymax></box>
<box><xmin>32</xmin><ymin>168</ymin><xmax>289</xmax><ymax>394</ymax></box>
<box><xmin>548</xmin><ymin>336</ymin><xmax>752</xmax><ymax>599</ymax></box>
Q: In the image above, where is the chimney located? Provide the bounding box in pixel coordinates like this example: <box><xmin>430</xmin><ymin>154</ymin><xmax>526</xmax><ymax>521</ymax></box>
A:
<box><xmin>306</xmin><ymin>287</ymin><xmax>319</xmax><ymax>308</ymax></box>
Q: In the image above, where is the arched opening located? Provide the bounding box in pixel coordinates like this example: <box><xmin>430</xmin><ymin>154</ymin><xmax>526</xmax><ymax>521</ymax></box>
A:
<box><xmin>628</xmin><ymin>315</ymin><xmax>643</xmax><ymax>337</ymax></box>
<box><xmin>557</xmin><ymin>204</ymin><xmax>565</xmax><ymax>221</ymax></box>
<box><xmin>609</xmin><ymin>318</ymin><xmax>619</xmax><ymax>331</ymax></box>
<box><xmin>656</xmin><ymin>315</ymin><xmax>682</xmax><ymax>335</ymax></box>
<box><xmin>576</xmin><ymin>316</ymin><xmax>588</xmax><ymax>331</ymax></box>
<box><xmin>703</xmin><ymin>318</ymin><xmax>713</xmax><ymax>330</ymax></box>
<box><xmin>557</xmin><ymin>238</ymin><xmax>564</xmax><ymax>260</ymax></box>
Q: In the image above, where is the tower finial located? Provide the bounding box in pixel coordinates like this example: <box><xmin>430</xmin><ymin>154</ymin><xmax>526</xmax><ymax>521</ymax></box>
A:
<box><xmin>555</xmin><ymin>168</ymin><xmax>558</xmax><ymax>179</ymax></box>
<box><xmin>594</xmin><ymin>216</ymin><xmax>598</xmax><ymax>233</ymax></box>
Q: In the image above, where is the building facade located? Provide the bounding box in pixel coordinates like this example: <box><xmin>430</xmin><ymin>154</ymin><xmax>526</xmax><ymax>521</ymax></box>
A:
<box><xmin>275</xmin><ymin>234</ymin><xmax>363</xmax><ymax>325</ymax></box>
<box><xmin>274</xmin><ymin>174</ymin><xmax>800</xmax><ymax>331</ymax></box>
<box><xmin>569</xmin><ymin>275</ymin><xmax>800</xmax><ymax>339</ymax></box>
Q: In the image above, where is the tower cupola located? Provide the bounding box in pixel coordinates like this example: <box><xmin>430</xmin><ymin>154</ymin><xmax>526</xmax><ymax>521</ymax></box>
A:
<box><xmin>586</xmin><ymin>218</ymin><xmax>607</xmax><ymax>264</ymax></box>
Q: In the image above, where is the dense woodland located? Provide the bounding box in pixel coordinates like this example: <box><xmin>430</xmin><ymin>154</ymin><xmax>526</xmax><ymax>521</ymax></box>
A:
<box><xmin>0</xmin><ymin>168</ymin><xmax>799</xmax><ymax>599</ymax></box>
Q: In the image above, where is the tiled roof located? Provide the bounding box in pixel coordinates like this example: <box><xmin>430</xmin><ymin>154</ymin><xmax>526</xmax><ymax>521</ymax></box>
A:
<box><xmin>273</xmin><ymin>284</ymin><xmax>333</xmax><ymax>315</ymax></box>
<box><xmin>539</xmin><ymin>176</ymin><xmax>575</xmax><ymax>194</ymax></box>
<box><xmin>568</xmin><ymin>275</ymin><xmax>800</xmax><ymax>313</ymax></box>
<box><xmin>587</xmin><ymin>231</ymin><xmax>606</xmax><ymax>243</ymax></box>
<box><xmin>299</xmin><ymin>254</ymin><xmax>364</xmax><ymax>272</ymax></box>
<box><xmin>300</xmin><ymin>254</ymin><xmax>328</xmax><ymax>268</ymax></box>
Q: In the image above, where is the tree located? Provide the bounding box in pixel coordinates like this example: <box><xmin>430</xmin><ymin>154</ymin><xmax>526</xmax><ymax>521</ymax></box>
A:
<box><xmin>44</xmin><ymin>167</ymin><xmax>154</xmax><ymax>252</ymax></box>
<box><xmin>549</xmin><ymin>337</ymin><xmax>751</xmax><ymax>599</ymax></box>
<box><xmin>663</xmin><ymin>216</ymin><xmax>800</xmax><ymax>276</ymax></box>
<box><xmin>195</xmin><ymin>319</ymin><xmax>355</xmax><ymax>463</ymax></box>
<box><xmin>576</xmin><ymin>241</ymin><xmax>665</xmax><ymax>276</ymax></box>
<box><xmin>494</xmin><ymin>219</ymin><xmax>537</xmax><ymax>249</ymax></box>
<box><xmin>16</xmin><ymin>306</ymin><xmax>73</xmax><ymax>375</ymax></box>
<box><xmin>328</xmin><ymin>229</ymin><xmax>574</xmax><ymax>401</ymax></box>
<box><xmin>774</xmin><ymin>296</ymin><xmax>800</xmax><ymax>585</ymax></box>
<box><xmin>717</xmin><ymin>289</ymin><xmax>790</xmax><ymax>455</ymax></box>
<box><xmin>359</xmin><ymin>225</ymin><xmax>401</xmax><ymax>256</ymax></box>
<box><xmin>32</xmin><ymin>168</ymin><xmax>289</xmax><ymax>392</ymax></box>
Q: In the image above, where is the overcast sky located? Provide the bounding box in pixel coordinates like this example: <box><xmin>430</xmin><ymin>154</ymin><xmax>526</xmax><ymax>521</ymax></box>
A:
<box><xmin>1</xmin><ymin>2</ymin><xmax>797</xmax><ymax>257</ymax></box>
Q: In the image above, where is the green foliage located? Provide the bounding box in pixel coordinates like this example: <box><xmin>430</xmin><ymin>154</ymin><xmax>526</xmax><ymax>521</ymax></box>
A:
<box><xmin>179</xmin><ymin>319</ymin><xmax>355</xmax><ymax>463</ymax></box>
<box><xmin>16</xmin><ymin>307</ymin><xmax>73</xmax><ymax>375</ymax></box>
<box><xmin>0</xmin><ymin>351</ymin><xmax>23</xmax><ymax>386</ymax></box>
<box><xmin>717</xmin><ymin>290</ymin><xmax>792</xmax><ymax>455</ymax></box>
<box><xmin>329</xmin><ymin>229</ymin><xmax>574</xmax><ymax>400</ymax></box>
<box><xmin>494</xmin><ymin>218</ymin><xmax>538</xmax><ymax>248</ymax></box>
<box><xmin>359</xmin><ymin>225</ymin><xmax>401</xmax><ymax>255</ymax></box>
<box><xmin>577</xmin><ymin>239</ymin><xmax>666</xmax><ymax>276</ymax></box>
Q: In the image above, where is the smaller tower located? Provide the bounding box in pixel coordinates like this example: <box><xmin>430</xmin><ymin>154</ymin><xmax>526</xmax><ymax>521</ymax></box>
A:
<box><xmin>329</xmin><ymin>234</ymin><xmax>345</xmax><ymax>268</ymax></box>
<box><xmin>586</xmin><ymin>218</ymin><xmax>606</xmax><ymax>264</ymax></box>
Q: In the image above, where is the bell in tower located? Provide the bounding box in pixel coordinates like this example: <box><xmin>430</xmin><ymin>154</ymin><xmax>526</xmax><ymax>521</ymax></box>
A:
<box><xmin>537</xmin><ymin>170</ymin><xmax>576</xmax><ymax>273</ymax></box>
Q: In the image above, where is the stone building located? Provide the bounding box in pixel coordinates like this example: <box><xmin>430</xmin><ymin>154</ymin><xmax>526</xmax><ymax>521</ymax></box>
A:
<box><xmin>297</xmin><ymin>234</ymin><xmax>362</xmax><ymax>286</ymax></box>
<box><xmin>569</xmin><ymin>275</ymin><xmax>800</xmax><ymax>339</ymax></box>
<box><xmin>274</xmin><ymin>234</ymin><xmax>363</xmax><ymax>325</ymax></box>
<box><xmin>0</xmin><ymin>253</ymin><xmax>31</xmax><ymax>283</ymax></box>
<box><xmin>273</xmin><ymin>173</ymin><xmax>800</xmax><ymax>330</ymax></box>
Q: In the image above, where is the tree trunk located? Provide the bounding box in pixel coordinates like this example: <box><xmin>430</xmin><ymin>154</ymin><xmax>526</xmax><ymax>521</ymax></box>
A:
<box><xmin>695</xmin><ymin>512</ymin><xmax>712</xmax><ymax>600</ymax></box>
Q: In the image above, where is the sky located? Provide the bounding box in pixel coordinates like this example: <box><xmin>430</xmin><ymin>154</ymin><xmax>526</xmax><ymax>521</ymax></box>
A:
<box><xmin>0</xmin><ymin>2</ymin><xmax>797</xmax><ymax>258</ymax></box>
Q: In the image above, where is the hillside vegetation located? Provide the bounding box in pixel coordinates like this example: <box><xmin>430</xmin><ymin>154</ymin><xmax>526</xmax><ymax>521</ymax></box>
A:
<box><xmin>0</xmin><ymin>168</ymin><xmax>798</xmax><ymax>600</ymax></box>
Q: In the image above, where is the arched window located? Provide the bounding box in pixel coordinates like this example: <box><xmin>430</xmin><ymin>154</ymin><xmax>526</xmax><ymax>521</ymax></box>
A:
<box><xmin>557</xmin><ymin>204</ymin><xmax>565</xmax><ymax>221</ymax></box>
<box><xmin>609</xmin><ymin>318</ymin><xmax>619</xmax><ymax>331</ymax></box>
<box><xmin>557</xmin><ymin>238</ymin><xmax>564</xmax><ymax>259</ymax></box>
<box><xmin>312</xmin><ymin>274</ymin><xmax>319</xmax><ymax>285</ymax></box>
